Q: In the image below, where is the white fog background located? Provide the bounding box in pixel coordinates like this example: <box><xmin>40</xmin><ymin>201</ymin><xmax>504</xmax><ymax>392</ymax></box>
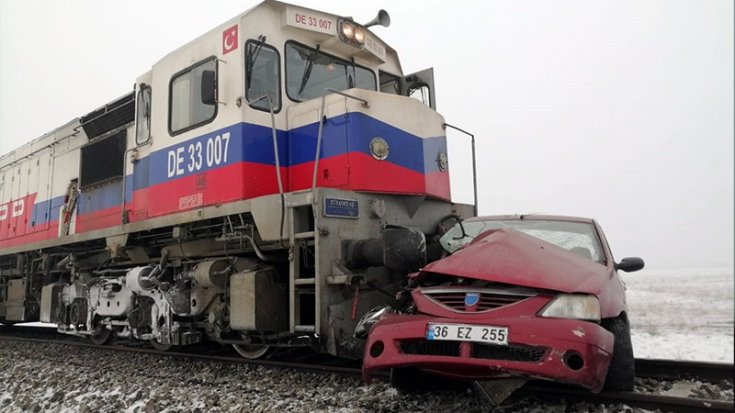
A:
<box><xmin>0</xmin><ymin>0</ymin><xmax>732</xmax><ymax>273</ymax></box>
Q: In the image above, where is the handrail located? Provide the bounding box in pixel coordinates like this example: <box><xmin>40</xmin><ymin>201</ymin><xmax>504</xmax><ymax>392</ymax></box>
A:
<box><xmin>311</xmin><ymin>89</ymin><xmax>369</xmax><ymax>203</ymax></box>
<box><xmin>443</xmin><ymin>123</ymin><xmax>478</xmax><ymax>217</ymax></box>
<box><xmin>249</xmin><ymin>95</ymin><xmax>286</xmax><ymax>241</ymax></box>
<box><xmin>120</xmin><ymin>141</ymin><xmax>151</xmax><ymax>224</ymax></box>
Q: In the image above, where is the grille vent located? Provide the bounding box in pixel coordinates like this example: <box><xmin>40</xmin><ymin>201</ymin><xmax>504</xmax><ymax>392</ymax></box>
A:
<box><xmin>423</xmin><ymin>289</ymin><xmax>534</xmax><ymax>312</ymax></box>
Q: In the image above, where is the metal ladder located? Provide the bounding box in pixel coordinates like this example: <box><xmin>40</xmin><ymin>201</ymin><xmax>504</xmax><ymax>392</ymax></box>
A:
<box><xmin>285</xmin><ymin>90</ymin><xmax>368</xmax><ymax>335</ymax></box>
<box><xmin>287</xmin><ymin>199</ymin><xmax>319</xmax><ymax>334</ymax></box>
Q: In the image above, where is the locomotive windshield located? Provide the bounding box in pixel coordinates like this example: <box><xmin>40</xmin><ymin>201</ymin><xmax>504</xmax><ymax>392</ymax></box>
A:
<box><xmin>285</xmin><ymin>41</ymin><xmax>376</xmax><ymax>101</ymax></box>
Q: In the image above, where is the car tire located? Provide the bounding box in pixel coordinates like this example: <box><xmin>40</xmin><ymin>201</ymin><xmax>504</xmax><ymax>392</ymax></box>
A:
<box><xmin>389</xmin><ymin>367</ymin><xmax>424</xmax><ymax>393</ymax></box>
<box><xmin>602</xmin><ymin>313</ymin><xmax>635</xmax><ymax>391</ymax></box>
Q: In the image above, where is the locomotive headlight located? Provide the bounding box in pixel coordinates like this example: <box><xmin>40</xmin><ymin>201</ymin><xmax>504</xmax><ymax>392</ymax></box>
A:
<box><xmin>539</xmin><ymin>294</ymin><xmax>601</xmax><ymax>322</ymax></box>
<box><xmin>341</xmin><ymin>22</ymin><xmax>355</xmax><ymax>39</ymax></box>
<box><xmin>354</xmin><ymin>28</ymin><xmax>366</xmax><ymax>44</ymax></box>
<box><xmin>338</xmin><ymin>19</ymin><xmax>367</xmax><ymax>48</ymax></box>
<box><xmin>369</xmin><ymin>137</ymin><xmax>390</xmax><ymax>160</ymax></box>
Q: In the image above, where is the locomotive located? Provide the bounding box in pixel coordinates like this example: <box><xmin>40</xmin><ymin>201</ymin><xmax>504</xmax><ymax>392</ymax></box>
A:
<box><xmin>0</xmin><ymin>0</ymin><xmax>473</xmax><ymax>359</ymax></box>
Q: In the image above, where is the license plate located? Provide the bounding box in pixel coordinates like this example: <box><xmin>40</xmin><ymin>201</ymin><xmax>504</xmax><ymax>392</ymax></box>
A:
<box><xmin>426</xmin><ymin>323</ymin><xmax>509</xmax><ymax>345</ymax></box>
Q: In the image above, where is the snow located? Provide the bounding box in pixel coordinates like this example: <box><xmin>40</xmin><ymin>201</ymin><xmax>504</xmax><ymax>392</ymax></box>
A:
<box><xmin>623</xmin><ymin>268</ymin><xmax>734</xmax><ymax>362</ymax></box>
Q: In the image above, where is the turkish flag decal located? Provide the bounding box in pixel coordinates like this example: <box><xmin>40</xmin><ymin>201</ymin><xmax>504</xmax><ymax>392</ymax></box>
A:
<box><xmin>222</xmin><ymin>25</ymin><xmax>238</xmax><ymax>55</ymax></box>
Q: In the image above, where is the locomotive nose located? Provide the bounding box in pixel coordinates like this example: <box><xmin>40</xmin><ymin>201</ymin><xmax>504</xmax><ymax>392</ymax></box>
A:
<box><xmin>343</xmin><ymin>226</ymin><xmax>426</xmax><ymax>272</ymax></box>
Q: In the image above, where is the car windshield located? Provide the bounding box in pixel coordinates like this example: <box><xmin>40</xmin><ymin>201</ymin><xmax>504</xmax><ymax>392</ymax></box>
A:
<box><xmin>439</xmin><ymin>219</ymin><xmax>606</xmax><ymax>264</ymax></box>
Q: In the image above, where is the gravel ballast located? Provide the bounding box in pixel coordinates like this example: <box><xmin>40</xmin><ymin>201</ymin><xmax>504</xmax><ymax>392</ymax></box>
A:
<box><xmin>0</xmin><ymin>339</ymin><xmax>731</xmax><ymax>413</ymax></box>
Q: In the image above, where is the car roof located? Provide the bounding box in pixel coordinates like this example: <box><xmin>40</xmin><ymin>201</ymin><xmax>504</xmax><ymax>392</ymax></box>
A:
<box><xmin>464</xmin><ymin>214</ymin><xmax>595</xmax><ymax>224</ymax></box>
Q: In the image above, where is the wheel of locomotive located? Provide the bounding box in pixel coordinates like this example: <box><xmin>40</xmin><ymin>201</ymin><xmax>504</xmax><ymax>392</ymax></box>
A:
<box><xmin>150</xmin><ymin>340</ymin><xmax>173</xmax><ymax>352</ymax></box>
<box><xmin>69</xmin><ymin>300</ymin><xmax>86</xmax><ymax>327</ymax></box>
<box><xmin>602</xmin><ymin>313</ymin><xmax>635</xmax><ymax>391</ymax></box>
<box><xmin>89</xmin><ymin>327</ymin><xmax>113</xmax><ymax>345</ymax></box>
<box><xmin>232</xmin><ymin>344</ymin><xmax>272</xmax><ymax>359</ymax></box>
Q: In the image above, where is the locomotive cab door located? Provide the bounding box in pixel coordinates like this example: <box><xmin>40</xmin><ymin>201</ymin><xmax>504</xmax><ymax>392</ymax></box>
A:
<box><xmin>127</xmin><ymin>74</ymin><xmax>154</xmax><ymax>223</ymax></box>
<box><xmin>403</xmin><ymin>67</ymin><xmax>436</xmax><ymax>110</ymax></box>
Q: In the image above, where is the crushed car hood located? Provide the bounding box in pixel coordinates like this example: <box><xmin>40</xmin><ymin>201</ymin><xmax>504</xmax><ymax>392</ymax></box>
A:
<box><xmin>423</xmin><ymin>229</ymin><xmax>609</xmax><ymax>294</ymax></box>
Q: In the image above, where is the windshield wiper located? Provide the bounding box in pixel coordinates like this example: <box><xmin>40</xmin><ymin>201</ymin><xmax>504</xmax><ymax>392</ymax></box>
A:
<box><xmin>298</xmin><ymin>58</ymin><xmax>314</xmax><ymax>96</ymax></box>
<box><xmin>452</xmin><ymin>219</ymin><xmax>469</xmax><ymax>240</ymax></box>
<box><xmin>246</xmin><ymin>35</ymin><xmax>266</xmax><ymax>86</ymax></box>
<box><xmin>298</xmin><ymin>45</ymin><xmax>321</xmax><ymax>96</ymax></box>
<box><xmin>347</xmin><ymin>57</ymin><xmax>356</xmax><ymax>88</ymax></box>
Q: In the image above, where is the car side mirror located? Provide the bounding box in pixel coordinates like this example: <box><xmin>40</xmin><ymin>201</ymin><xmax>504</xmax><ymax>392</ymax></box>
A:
<box><xmin>201</xmin><ymin>70</ymin><xmax>216</xmax><ymax>105</ymax></box>
<box><xmin>615</xmin><ymin>257</ymin><xmax>645</xmax><ymax>272</ymax></box>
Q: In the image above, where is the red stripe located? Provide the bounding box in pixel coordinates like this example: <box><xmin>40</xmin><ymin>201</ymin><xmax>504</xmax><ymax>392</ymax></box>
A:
<box><xmin>75</xmin><ymin>205</ymin><xmax>129</xmax><ymax>233</ymax></box>
<box><xmin>147</xmin><ymin>162</ymin><xmax>287</xmax><ymax>218</ymax></box>
<box><xmin>2</xmin><ymin>153</ymin><xmax>450</xmax><ymax>250</ymax></box>
<box><xmin>289</xmin><ymin>153</ymin><xmax>450</xmax><ymax>200</ymax></box>
<box><xmin>0</xmin><ymin>223</ymin><xmax>59</xmax><ymax>249</ymax></box>
<box><xmin>425</xmin><ymin>170</ymin><xmax>451</xmax><ymax>201</ymax></box>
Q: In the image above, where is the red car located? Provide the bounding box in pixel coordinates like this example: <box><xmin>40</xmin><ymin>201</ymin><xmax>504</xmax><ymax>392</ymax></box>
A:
<box><xmin>361</xmin><ymin>215</ymin><xmax>644</xmax><ymax>393</ymax></box>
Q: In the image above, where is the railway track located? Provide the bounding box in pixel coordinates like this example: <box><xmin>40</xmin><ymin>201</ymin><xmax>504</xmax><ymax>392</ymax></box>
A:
<box><xmin>1</xmin><ymin>325</ymin><xmax>733</xmax><ymax>412</ymax></box>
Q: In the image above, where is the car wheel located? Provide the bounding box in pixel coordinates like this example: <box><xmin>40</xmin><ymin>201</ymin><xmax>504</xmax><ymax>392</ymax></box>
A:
<box><xmin>602</xmin><ymin>313</ymin><xmax>635</xmax><ymax>391</ymax></box>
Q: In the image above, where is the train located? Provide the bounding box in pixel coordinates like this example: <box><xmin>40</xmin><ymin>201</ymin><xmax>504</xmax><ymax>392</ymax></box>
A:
<box><xmin>0</xmin><ymin>0</ymin><xmax>473</xmax><ymax>359</ymax></box>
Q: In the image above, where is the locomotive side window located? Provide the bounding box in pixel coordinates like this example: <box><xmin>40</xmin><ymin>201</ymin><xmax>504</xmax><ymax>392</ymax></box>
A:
<box><xmin>169</xmin><ymin>57</ymin><xmax>217</xmax><ymax>135</ymax></box>
<box><xmin>379</xmin><ymin>71</ymin><xmax>401</xmax><ymax>95</ymax></box>
<box><xmin>135</xmin><ymin>86</ymin><xmax>151</xmax><ymax>145</ymax></box>
<box><xmin>246</xmin><ymin>41</ymin><xmax>281</xmax><ymax>112</ymax></box>
<box><xmin>285</xmin><ymin>41</ymin><xmax>376</xmax><ymax>102</ymax></box>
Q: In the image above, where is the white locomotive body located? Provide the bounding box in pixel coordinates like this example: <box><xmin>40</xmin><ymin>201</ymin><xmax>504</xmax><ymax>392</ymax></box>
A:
<box><xmin>0</xmin><ymin>1</ymin><xmax>472</xmax><ymax>358</ymax></box>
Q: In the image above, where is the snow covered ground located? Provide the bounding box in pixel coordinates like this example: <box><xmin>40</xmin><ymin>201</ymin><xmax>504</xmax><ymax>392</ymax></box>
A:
<box><xmin>623</xmin><ymin>267</ymin><xmax>734</xmax><ymax>363</ymax></box>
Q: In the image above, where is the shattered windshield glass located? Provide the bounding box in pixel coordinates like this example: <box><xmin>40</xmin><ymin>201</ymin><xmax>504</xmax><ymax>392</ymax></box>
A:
<box><xmin>440</xmin><ymin>219</ymin><xmax>606</xmax><ymax>264</ymax></box>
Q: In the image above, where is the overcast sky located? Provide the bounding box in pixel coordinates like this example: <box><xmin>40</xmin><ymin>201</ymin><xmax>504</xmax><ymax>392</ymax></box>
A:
<box><xmin>0</xmin><ymin>0</ymin><xmax>732</xmax><ymax>271</ymax></box>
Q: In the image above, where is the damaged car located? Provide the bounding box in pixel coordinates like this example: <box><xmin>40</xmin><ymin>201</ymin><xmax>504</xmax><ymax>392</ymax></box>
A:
<box><xmin>361</xmin><ymin>215</ymin><xmax>644</xmax><ymax>393</ymax></box>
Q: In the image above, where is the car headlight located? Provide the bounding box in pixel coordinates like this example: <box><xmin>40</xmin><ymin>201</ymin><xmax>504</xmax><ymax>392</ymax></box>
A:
<box><xmin>539</xmin><ymin>294</ymin><xmax>601</xmax><ymax>322</ymax></box>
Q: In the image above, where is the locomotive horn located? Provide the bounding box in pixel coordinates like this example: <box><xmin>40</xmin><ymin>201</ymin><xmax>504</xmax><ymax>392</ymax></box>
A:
<box><xmin>364</xmin><ymin>9</ymin><xmax>390</xmax><ymax>28</ymax></box>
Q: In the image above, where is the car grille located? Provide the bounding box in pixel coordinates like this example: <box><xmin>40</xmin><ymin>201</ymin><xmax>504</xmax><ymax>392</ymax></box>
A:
<box><xmin>422</xmin><ymin>290</ymin><xmax>533</xmax><ymax>312</ymax></box>
<box><xmin>473</xmin><ymin>343</ymin><xmax>547</xmax><ymax>362</ymax></box>
<box><xmin>400</xmin><ymin>340</ymin><xmax>461</xmax><ymax>357</ymax></box>
<box><xmin>399</xmin><ymin>339</ymin><xmax>547</xmax><ymax>363</ymax></box>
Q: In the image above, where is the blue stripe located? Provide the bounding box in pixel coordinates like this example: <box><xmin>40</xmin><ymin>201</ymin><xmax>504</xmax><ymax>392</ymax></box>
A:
<box><xmin>132</xmin><ymin>156</ymin><xmax>150</xmax><ymax>191</ymax></box>
<box><xmin>148</xmin><ymin>123</ymin><xmax>289</xmax><ymax>186</ymax></box>
<box><xmin>288</xmin><ymin>112</ymin><xmax>429</xmax><ymax>174</ymax></box>
<box><xmin>422</xmin><ymin>136</ymin><xmax>448</xmax><ymax>174</ymax></box>
<box><xmin>32</xmin><ymin>113</ymin><xmax>446</xmax><ymax>218</ymax></box>
<box><xmin>77</xmin><ymin>182</ymin><xmax>123</xmax><ymax>215</ymax></box>
<box><xmin>30</xmin><ymin>195</ymin><xmax>65</xmax><ymax>226</ymax></box>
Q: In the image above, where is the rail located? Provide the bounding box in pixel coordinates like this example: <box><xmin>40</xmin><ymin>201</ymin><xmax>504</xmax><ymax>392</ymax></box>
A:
<box><xmin>635</xmin><ymin>357</ymin><xmax>734</xmax><ymax>382</ymax></box>
<box><xmin>521</xmin><ymin>384</ymin><xmax>734</xmax><ymax>413</ymax></box>
<box><xmin>2</xmin><ymin>326</ymin><xmax>732</xmax><ymax>413</ymax></box>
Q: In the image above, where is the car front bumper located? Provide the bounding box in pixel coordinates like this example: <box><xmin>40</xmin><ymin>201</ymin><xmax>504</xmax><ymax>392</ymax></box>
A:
<box><xmin>362</xmin><ymin>313</ymin><xmax>615</xmax><ymax>393</ymax></box>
